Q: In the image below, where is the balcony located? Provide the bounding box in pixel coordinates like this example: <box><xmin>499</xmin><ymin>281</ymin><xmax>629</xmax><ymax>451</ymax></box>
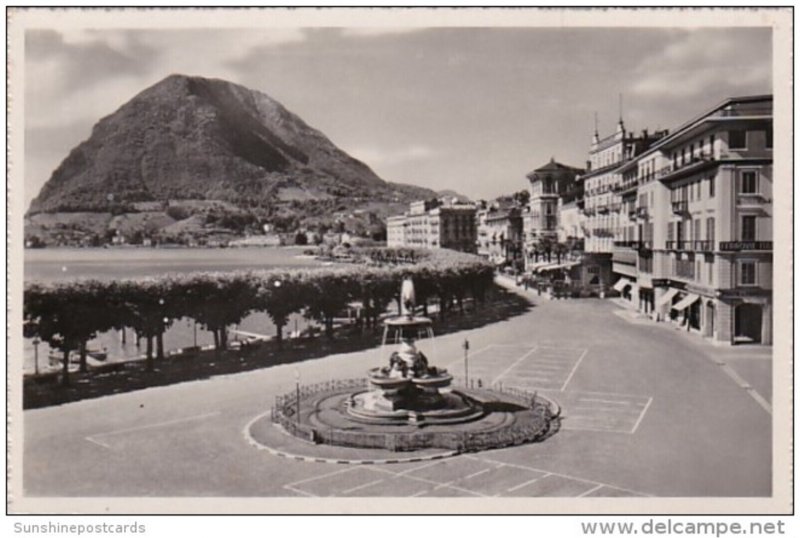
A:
<box><xmin>597</xmin><ymin>206</ymin><xmax>609</xmax><ymax>215</ymax></box>
<box><xmin>718</xmin><ymin>240</ymin><xmax>773</xmax><ymax>252</ymax></box>
<box><xmin>655</xmin><ymin>153</ymin><xmax>717</xmax><ymax>184</ymax></box>
<box><xmin>614</xmin><ymin>180</ymin><xmax>638</xmax><ymax>194</ymax></box>
<box><xmin>636</xmin><ymin>207</ymin><xmax>648</xmax><ymax>220</ymax></box>
<box><xmin>671</xmin><ymin>200</ymin><xmax>688</xmax><ymax>214</ymax></box>
<box><xmin>692</xmin><ymin>240</ymin><xmax>715</xmax><ymax>252</ymax></box>
<box><xmin>613</xmin><ymin>240</ymin><xmax>641</xmax><ymax>249</ymax></box>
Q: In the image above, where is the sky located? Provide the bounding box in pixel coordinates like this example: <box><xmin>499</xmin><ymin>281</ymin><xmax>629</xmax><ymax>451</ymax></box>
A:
<box><xmin>23</xmin><ymin>26</ymin><xmax>772</xmax><ymax>208</ymax></box>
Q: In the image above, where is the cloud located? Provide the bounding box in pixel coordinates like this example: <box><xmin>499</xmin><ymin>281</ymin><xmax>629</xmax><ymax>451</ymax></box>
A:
<box><xmin>348</xmin><ymin>144</ymin><xmax>437</xmax><ymax>167</ymax></box>
<box><xmin>630</xmin><ymin>29</ymin><xmax>771</xmax><ymax>98</ymax></box>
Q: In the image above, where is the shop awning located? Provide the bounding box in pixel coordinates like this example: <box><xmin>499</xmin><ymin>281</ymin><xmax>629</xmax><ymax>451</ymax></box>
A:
<box><xmin>656</xmin><ymin>288</ymin><xmax>680</xmax><ymax>307</ymax></box>
<box><xmin>613</xmin><ymin>278</ymin><xmax>633</xmax><ymax>292</ymax></box>
<box><xmin>671</xmin><ymin>293</ymin><xmax>700</xmax><ymax>312</ymax></box>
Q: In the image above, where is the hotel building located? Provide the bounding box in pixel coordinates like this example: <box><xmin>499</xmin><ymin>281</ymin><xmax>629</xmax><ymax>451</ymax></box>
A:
<box><xmin>614</xmin><ymin>95</ymin><xmax>772</xmax><ymax>345</ymax></box>
<box><xmin>523</xmin><ymin>159</ymin><xmax>584</xmax><ymax>269</ymax></box>
<box><xmin>386</xmin><ymin>199</ymin><xmax>478</xmax><ymax>254</ymax></box>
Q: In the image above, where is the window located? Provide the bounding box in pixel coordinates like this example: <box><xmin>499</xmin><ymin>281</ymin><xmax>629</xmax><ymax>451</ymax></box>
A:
<box><xmin>741</xmin><ymin>215</ymin><xmax>757</xmax><ymax>241</ymax></box>
<box><xmin>706</xmin><ymin>217</ymin><xmax>715</xmax><ymax>242</ymax></box>
<box><xmin>709</xmin><ymin>176</ymin><xmax>715</xmax><ymax>198</ymax></box>
<box><xmin>707</xmin><ymin>259</ymin><xmax>714</xmax><ymax>285</ymax></box>
<box><xmin>740</xmin><ymin>261</ymin><xmax>757</xmax><ymax>286</ymax></box>
<box><xmin>729</xmin><ymin>129</ymin><xmax>747</xmax><ymax>150</ymax></box>
<box><xmin>710</xmin><ymin>134</ymin><xmax>716</xmax><ymax>157</ymax></box>
<box><xmin>740</xmin><ymin>171</ymin><xmax>758</xmax><ymax>194</ymax></box>
<box><xmin>765</xmin><ymin>127</ymin><xmax>772</xmax><ymax>149</ymax></box>
<box><xmin>693</xmin><ymin>219</ymin><xmax>701</xmax><ymax>241</ymax></box>
<box><xmin>667</xmin><ymin>222</ymin><xmax>674</xmax><ymax>241</ymax></box>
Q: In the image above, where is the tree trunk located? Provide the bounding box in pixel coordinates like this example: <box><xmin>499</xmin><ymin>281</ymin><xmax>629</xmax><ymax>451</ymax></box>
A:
<box><xmin>458</xmin><ymin>295</ymin><xmax>464</xmax><ymax>314</ymax></box>
<box><xmin>325</xmin><ymin>317</ymin><xmax>334</xmax><ymax>340</ymax></box>
<box><xmin>135</xmin><ymin>330</ymin><xmax>141</xmax><ymax>348</ymax></box>
<box><xmin>275</xmin><ymin>322</ymin><xmax>284</xmax><ymax>348</ymax></box>
<box><xmin>121</xmin><ymin>328</ymin><xmax>127</xmax><ymax>344</ymax></box>
<box><xmin>79</xmin><ymin>341</ymin><xmax>88</xmax><ymax>373</ymax></box>
<box><xmin>61</xmin><ymin>348</ymin><xmax>70</xmax><ymax>386</ymax></box>
<box><xmin>156</xmin><ymin>332</ymin><xmax>164</xmax><ymax>360</ymax></box>
<box><xmin>212</xmin><ymin>329</ymin><xmax>219</xmax><ymax>350</ymax></box>
<box><xmin>219</xmin><ymin>327</ymin><xmax>228</xmax><ymax>350</ymax></box>
<box><xmin>439</xmin><ymin>297</ymin><xmax>446</xmax><ymax>321</ymax></box>
<box><xmin>145</xmin><ymin>335</ymin><xmax>154</xmax><ymax>372</ymax></box>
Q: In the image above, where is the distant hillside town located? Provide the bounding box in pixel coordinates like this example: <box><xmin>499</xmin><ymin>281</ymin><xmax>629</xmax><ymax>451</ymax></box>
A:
<box><xmin>388</xmin><ymin>94</ymin><xmax>773</xmax><ymax>347</ymax></box>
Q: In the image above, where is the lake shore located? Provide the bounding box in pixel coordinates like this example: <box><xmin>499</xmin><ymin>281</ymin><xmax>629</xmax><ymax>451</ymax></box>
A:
<box><xmin>23</xmin><ymin>283</ymin><xmax>532</xmax><ymax>409</ymax></box>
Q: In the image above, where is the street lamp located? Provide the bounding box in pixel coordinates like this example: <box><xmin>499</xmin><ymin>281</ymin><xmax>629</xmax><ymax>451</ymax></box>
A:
<box><xmin>463</xmin><ymin>338</ymin><xmax>470</xmax><ymax>388</ymax></box>
<box><xmin>32</xmin><ymin>337</ymin><xmax>41</xmax><ymax>376</ymax></box>
<box><xmin>294</xmin><ymin>368</ymin><xmax>301</xmax><ymax>424</ymax></box>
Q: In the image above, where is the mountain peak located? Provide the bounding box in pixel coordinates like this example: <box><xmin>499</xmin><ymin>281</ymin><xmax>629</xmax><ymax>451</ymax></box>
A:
<box><xmin>28</xmin><ymin>76</ymin><xmax>435</xmax><ymax>216</ymax></box>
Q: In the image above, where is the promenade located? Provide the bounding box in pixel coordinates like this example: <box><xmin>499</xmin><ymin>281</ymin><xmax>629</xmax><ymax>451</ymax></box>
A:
<box><xmin>21</xmin><ymin>281</ymin><xmax>771</xmax><ymax>506</ymax></box>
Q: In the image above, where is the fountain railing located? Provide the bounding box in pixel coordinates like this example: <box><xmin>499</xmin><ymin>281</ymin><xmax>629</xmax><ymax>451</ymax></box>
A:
<box><xmin>271</xmin><ymin>377</ymin><xmax>560</xmax><ymax>452</ymax></box>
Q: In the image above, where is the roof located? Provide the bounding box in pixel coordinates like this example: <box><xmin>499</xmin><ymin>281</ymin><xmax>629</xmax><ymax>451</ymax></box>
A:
<box><xmin>616</xmin><ymin>94</ymin><xmax>772</xmax><ymax>172</ymax></box>
<box><xmin>527</xmin><ymin>158</ymin><xmax>584</xmax><ymax>178</ymax></box>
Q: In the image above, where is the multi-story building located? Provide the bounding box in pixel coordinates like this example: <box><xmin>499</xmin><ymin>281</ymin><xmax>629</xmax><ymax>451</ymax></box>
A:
<box><xmin>523</xmin><ymin>158</ymin><xmax>584</xmax><ymax>269</ymax></box>
<box><xmin>386</xmin><ymin>199</ymin><xmax>478</xmax><ymax>254</ymax></box>
<box><xmin>578</xmin><ymin>119</ymin><xmax>667</xmax><ymax>294</ymax></box>
<box><xmin>386</xmin><ymin>215</ymin><xmax>407</xmax><ymax>247</ymax></box>
<box><xmin>615</xmin><ymin>95</ymin><xmax>772</xmax><ymax>345</ymax></box>
<box><xmin>480</xmin><ymin>207</ymin><xmax>523</xmax><ymax>267</ymax></box>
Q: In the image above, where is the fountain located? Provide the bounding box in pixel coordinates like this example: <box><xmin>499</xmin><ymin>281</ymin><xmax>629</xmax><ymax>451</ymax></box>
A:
<box><xmin>346</xmin><ymin>278</ymin><xmax>482</xmax><ymax>424</ymax></box>
<box><xmin>256</xmin><ymin>277</ymin><xmax>560</xmax><ymax>456</ymax></box>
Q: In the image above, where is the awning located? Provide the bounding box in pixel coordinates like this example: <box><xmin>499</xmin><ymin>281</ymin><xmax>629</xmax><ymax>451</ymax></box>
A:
<box><xmin>613</xmin><ymin>278</ymin><xmax>633</xmax><ymax>292</ymax></box>
<box><xmin>671</xmin><ymin>293</ymin><xmax>700</xmax><ymax>312</ymax></box>
<box><xmin>656</xmin><ymin>288</ymin><xmax>680</xmax><ymax>307</ymax></box>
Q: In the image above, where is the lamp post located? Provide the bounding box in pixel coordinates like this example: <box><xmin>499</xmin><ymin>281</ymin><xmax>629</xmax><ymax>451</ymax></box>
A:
<box><xmin>294</xmin><ymin>368</ymin><xmax>301</xmax><ymax>424</ymax></box>
<box><xmin>32</xmin><ymin>337</ymin><xmax>41</xmax><ymax>376</ymax></box>
<box><xmin>463</xmin><ymin>338</ymin><xmax>470</xmax><ymax>388</ymax></box>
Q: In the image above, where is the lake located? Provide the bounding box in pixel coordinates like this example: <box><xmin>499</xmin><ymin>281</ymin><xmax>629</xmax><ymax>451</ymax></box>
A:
<box><xmin>23</xmin><ymin>247</ymin><xmax>329</xmax><ymax>373</ymax></box>
<box><xmin>24</xmin><ymin>246</ymin><xmax>324</xmax><ymax>283</ymax></box>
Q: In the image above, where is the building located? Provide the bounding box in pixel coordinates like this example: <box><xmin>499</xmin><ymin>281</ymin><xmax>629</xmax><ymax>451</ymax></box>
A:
<box><xmin>522</xmin><ymin>158</ymin><xmax>584</xmax><ymax>269</ymax></box>
<box><xmin>575</xmin><ymin>118</ymin><xmax>667</xmax><ymax>294</ymax></box>
<box><xmin>480</xmin><ymin>207</ymin><xmax>524</xmax><ymax>267</ymax></box>
<box><xmin>386</xmin><ymin>215</ymin><xmax>407</xmax><ymax>247</ymax></box>
<box><xmin>614</xmin><ymin>95</ymin><xmax>772</xmax><ymax>345</ymax></box>
<box><xmin>386</xmin><ymin>199</ymin><xmax>478</xmax><ymax>254</ymax></box>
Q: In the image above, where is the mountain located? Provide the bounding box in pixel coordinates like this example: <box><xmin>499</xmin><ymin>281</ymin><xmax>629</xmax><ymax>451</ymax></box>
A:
<box><xmin>27</xmin><ymin>74</ymin><xmax>436</xmax><ymax>227</ymax></box>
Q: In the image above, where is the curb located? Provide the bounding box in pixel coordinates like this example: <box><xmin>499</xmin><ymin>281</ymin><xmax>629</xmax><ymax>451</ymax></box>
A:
<box><xmin>243</xmin><ymin>410</ymin><xmax>460</xmax><ymax>465</ymax></box>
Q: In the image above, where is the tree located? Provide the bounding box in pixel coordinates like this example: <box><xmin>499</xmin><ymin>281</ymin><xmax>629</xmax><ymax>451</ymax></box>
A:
<box><xmin>514</xmin><ymin>189</ymin><xmax>531</xmax><ymax>207</ymax></box>
<box><xmin>303</xmin><ymin>270</ymin><xmax>358</xmax><ymax>340</ymax></box>
<box><xmin>181</xmin><ymin>273</ymin><xmax>257</xmax><ymax>352</ymax></box>
<box><xmin>23</xmin><ymin>281</ymin><xmax>113</xmax><ymax>384</ymax></box>
<box><xmin>254</xmin><ymin>271</ymin><xmax>306</xmax><ymax>347</ymax></box>
<box><xmin>294</xmin><ymin>231</ymin><xmax>308</xmax><ymax>246</ymax></box>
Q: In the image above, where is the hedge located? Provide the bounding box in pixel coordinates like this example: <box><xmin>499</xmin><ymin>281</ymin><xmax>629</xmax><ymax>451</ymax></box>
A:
<box><xmin>23</xmin><ymin>248</ymin><xmax>494</xmax><ymax>385</ymax></box>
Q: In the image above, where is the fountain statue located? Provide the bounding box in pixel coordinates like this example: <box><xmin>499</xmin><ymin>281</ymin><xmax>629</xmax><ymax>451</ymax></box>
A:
<box><xmin>347</xmin><ymin>278</ymin><xmax>478</xmax><ymax>424</ymax></box>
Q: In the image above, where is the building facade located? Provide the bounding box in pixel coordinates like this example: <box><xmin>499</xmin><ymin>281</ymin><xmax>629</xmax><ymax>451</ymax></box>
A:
<box><xmin>386</xmin><ymin>199</ymin><xmax>478</xmax><ymax>254</ymax></box>
<box><xmin>614</xmin><ymin>95</ymin><xmax>773</xmax><ymax>345</ymax></box>
<box><xmin>523</xmin><ymin>159</ymin><xmax>584</xmax><ymax>269</ymax></box>
<box><xmin>479</xmin><ymin>207</ymin><xmax>524</xmax><ymax>267</ymax></box>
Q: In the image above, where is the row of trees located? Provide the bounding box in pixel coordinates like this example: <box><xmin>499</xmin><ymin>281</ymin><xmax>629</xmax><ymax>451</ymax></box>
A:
<box><xmin>24</xmin><ymin>249</ymin><xmax>494</xmax><ymax>386</ymax></box>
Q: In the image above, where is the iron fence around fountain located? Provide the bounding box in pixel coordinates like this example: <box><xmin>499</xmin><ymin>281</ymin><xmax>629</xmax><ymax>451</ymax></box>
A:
<box><xmin>270</xmin><ymin>377</ymin><xmax>560</xmax><ymax>453</ymax></box>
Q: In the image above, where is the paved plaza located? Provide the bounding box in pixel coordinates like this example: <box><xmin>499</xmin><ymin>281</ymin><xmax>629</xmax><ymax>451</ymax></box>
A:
<box><xmin>21</xmin><ymin>284</ymin><xmax>772</xmax><ymax>503</ymax></box>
